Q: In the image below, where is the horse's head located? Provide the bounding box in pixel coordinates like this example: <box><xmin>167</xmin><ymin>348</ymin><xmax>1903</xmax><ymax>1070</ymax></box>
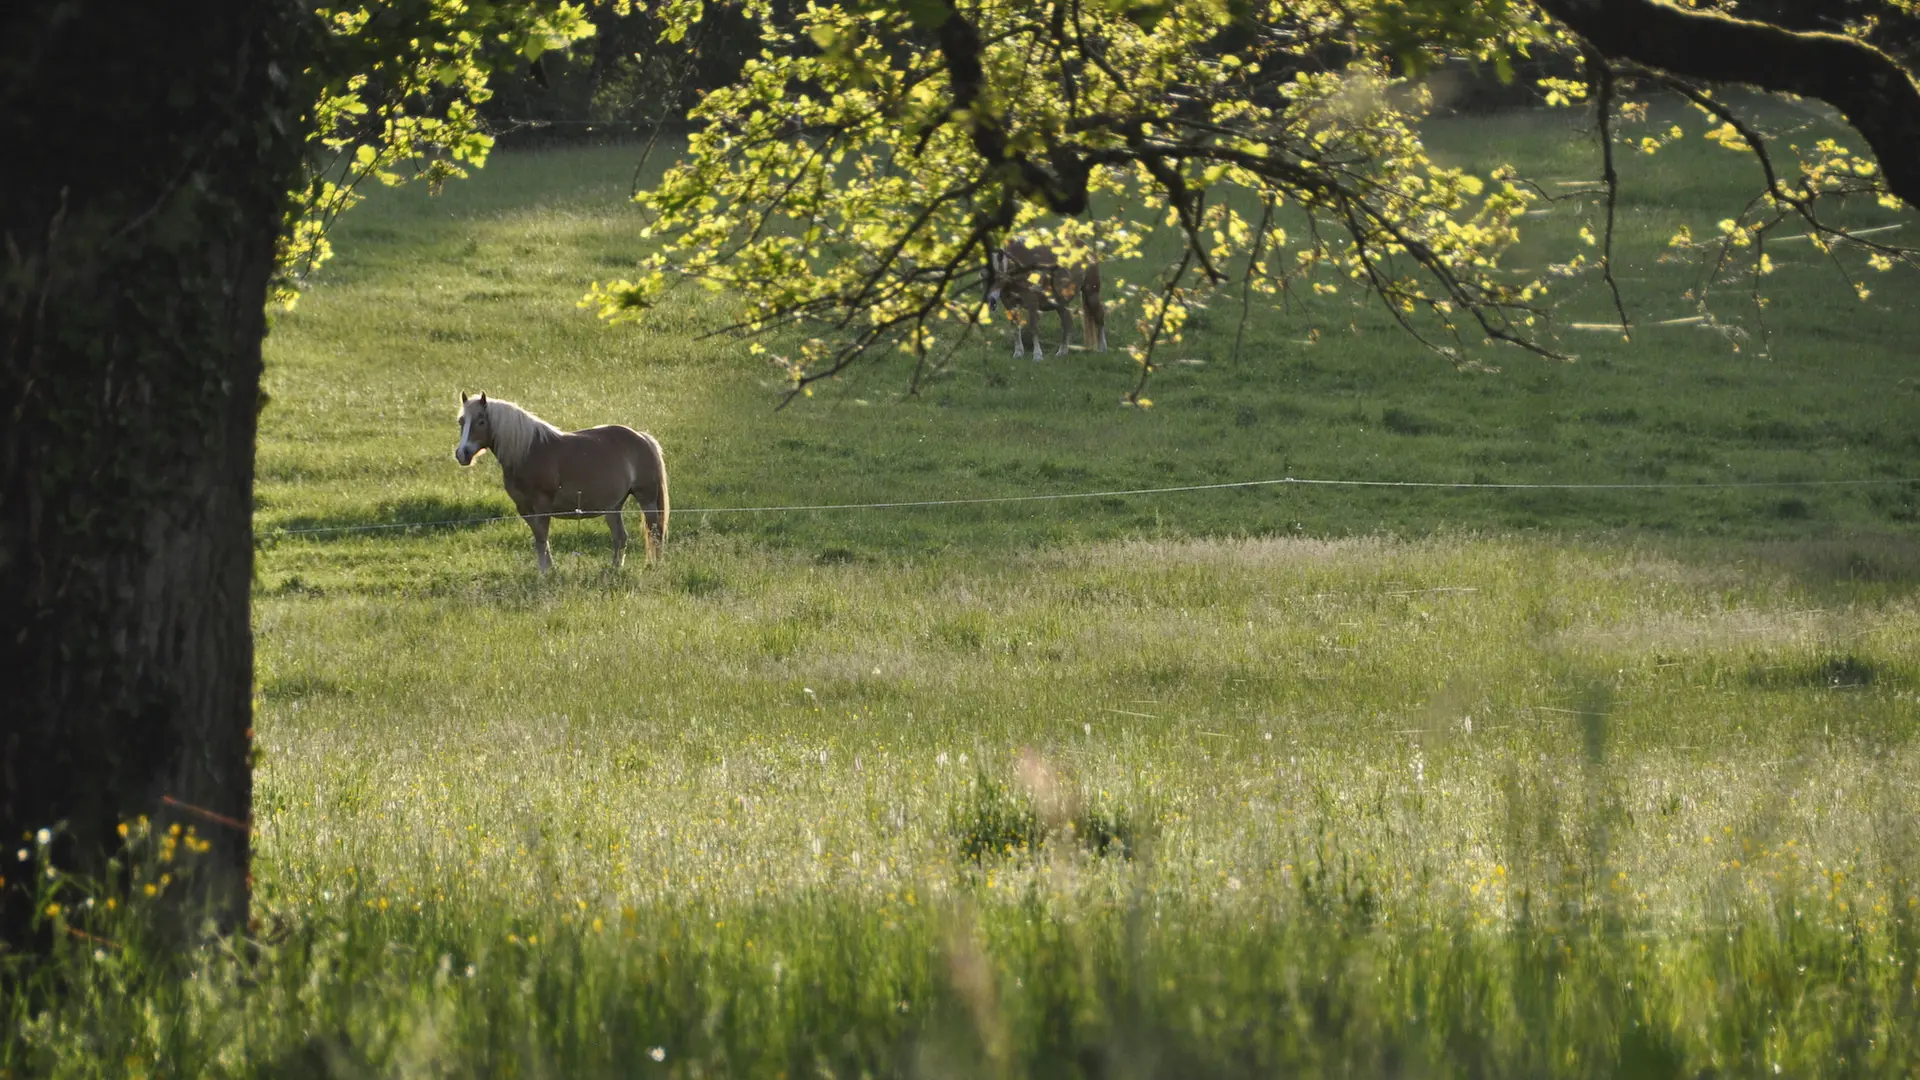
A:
<box><xmin>453</xmin><ymin>391</ymin><xmax>492</xmax><ymax>466</ymax></box>
<box><xmin>984</xmin><ymin>249</ymin><xmax>1010</xmax><ymax>315</ymax></box>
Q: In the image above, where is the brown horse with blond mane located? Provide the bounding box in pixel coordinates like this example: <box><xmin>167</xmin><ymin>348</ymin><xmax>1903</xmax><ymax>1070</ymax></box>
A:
<box><xmin>452</xmin><ymin>392</ymin><xmax>668</xmax><ymax>571</ymax></box>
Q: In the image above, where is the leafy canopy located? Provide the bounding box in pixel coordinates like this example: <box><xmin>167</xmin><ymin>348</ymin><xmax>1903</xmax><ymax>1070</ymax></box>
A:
<box><xmin>584</xmin><ymin>0</ymin><xmax>1567</xmax><ymax>400</ymax></box>
<box><xmin>277</xmin><ymin>1</ymin><xmax>600</xmax><ymax>306</ymax></box>
<box><xmin>584</xmin><ymin>0</ymin><xmax>1920</xmax><ymax>399</ymax></box>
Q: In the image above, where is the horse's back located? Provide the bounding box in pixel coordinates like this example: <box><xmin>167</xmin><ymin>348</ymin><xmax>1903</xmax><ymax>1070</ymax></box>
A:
<box><xmin>577</xmin><ymin>423</ymin><xmax>660</xmax><ymax>455</ymax></box>
<box><xmin>561</xmin><ymin>424</ymin><xmax>661</xmax><ymax>483</ymax></box>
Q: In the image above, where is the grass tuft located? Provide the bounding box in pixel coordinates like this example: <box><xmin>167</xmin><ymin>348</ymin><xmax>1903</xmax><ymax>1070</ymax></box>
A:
<box><xmin>952</xmin><ymin>763</ymin><xmax>1147</xmax><ymax>863</ymax></box>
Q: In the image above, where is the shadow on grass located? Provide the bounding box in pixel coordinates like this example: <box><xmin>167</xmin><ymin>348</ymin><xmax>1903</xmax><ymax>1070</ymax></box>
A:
<box><xmin>263</xmin><ymin>496</ymin><xmax>516</xmax><ymax>541</ymax></box>
<box><xmin>259</xmin><ymin>671</ymin><xmax>354</xmax><ymax>702</ymax></box>
<box><xmin>1668</xmin><ymin>534</ymin><xmax>1920</xmax><ymax>601</ymax></box>
<box><xmin>1745</xmin><ymin>653</ymin><xmax>1883</xmax><ymax>692</ymax></box>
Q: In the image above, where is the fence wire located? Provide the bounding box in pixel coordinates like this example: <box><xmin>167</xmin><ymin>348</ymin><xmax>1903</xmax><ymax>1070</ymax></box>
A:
<box><xmin>263</xmin><ymin>473</ymin><xmax>1919</xmax><ymax>538</ymax></box>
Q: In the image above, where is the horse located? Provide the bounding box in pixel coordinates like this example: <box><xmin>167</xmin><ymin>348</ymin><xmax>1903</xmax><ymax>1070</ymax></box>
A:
<box><xmin>452</xmin><ymin>392</ymin><xmax>669</xmax><ymax>572</ymax></box>
<box><xmin>984</xmin><ymin>239</ymin><xmax>1107</xmax><ymax>361</ymax></box>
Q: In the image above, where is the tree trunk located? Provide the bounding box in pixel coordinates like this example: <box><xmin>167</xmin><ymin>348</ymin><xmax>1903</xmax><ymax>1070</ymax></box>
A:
<box><xmin>0</xmin><ymin>1</ymin><xmax>309</xmax><ymax>948</ymax></box>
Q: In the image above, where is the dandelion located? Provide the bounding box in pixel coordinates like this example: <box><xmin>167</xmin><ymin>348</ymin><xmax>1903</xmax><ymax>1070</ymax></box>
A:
<box><xmin>649</xmin><ymin>1047</ymin><xmax>666</xmax><ymax>1062</ymax></box>
<box><xmin>14</xmin><ymin>849</ymin><xmax>26</xmax><ymax>862</ymax></box>
<box><xmin>35</xmin><ymin>828</ymin><xmax>51</xmax><ymax>846</ymax></box>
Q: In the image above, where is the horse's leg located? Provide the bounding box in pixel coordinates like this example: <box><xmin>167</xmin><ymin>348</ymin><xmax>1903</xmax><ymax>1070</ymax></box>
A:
<box><xmin>528</xmin><ymin>517</ymin><xmax>552</xmax><ymax>572</ymax></box>
<box><xmin>1027</xmin><ymin>291</ymin><xmax>1045</xmax><ymax>362</ymax></box>
<box><xmin>605</xmin><ymin>510</ymin><xmax>627</xmax><ymax>569</ymax></box>
<box><xmin>1051</xmin><ymin>272</ymin><xmax>1073</xmax><ymax>356</ymax></box>
<box><xmin>525</xmin><ymin>508</ymin><xmax>553</xmax><ymax>572</ymax></box>
<box><xmin>1009</xmin><ymin>303</ymin><xmax>1024</xmax><ymax>358</ymax></box>
<box><xmin>640</xmin><ymin>498</ymin><xmax>666</xmax><ymax>560</ymax></box>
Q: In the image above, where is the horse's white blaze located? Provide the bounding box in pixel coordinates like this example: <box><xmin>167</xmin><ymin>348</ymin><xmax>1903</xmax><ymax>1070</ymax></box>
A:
<box><xmin>454</xmin><ymin>412</ymin><xmax>479</xmax><ymax>465</ymax></box>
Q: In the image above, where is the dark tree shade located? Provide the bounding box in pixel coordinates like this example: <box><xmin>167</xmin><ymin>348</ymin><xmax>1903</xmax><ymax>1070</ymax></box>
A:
<box><xmin>0</xmin><ymin>1</ymin><xmax>311</xmax><ymax>946</ymax></box>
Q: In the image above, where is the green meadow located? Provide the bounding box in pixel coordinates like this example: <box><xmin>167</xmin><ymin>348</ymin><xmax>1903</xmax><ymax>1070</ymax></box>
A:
<box><xmin>9</xmin><ymin>105</ymin><xmax>1920</xmax><ymax>1077</ymax></box>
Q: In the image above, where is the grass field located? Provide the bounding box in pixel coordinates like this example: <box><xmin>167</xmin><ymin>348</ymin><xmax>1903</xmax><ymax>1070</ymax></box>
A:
<box><xmin>9</xmin><ymin>104</ymin><xmax>1920</xmax><ymax>1077</ymax></box>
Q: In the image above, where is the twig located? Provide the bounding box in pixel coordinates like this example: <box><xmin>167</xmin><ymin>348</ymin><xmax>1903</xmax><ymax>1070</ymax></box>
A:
<box><xmin>1231</xmin><ymin>198</ymin><xmax>1276</xmax><ymax>365</ymax></box>
<box><xmin>1586</xmin><ymin>45</ymin><xmax>1632</xmax><ymax>340</ymax></box>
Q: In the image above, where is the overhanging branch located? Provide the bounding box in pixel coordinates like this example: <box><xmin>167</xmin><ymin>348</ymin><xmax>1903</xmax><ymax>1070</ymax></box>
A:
<box><xmin>1539</xmin><ymin>0</ymin><xmax>1920</xmax><ymax>203</ymax></box>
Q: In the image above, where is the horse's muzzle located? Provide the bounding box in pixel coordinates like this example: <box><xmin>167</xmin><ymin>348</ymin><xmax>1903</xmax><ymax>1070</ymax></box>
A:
<box><xmin>453</xmin><ymin>445</ymin><xmax>473</xmax><ymax>466</ymax></box>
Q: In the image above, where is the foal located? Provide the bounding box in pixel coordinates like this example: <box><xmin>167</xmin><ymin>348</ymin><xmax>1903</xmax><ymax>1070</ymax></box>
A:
<box><xmin>452</xmin><ymin>392</ymin><xmax>668</xmax><ymax>571</ymax></box>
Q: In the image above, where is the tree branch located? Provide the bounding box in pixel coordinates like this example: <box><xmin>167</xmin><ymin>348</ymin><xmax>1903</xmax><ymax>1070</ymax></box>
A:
<box><xmin>1539</xmin><ymin>0</ymin><xmax>1920</xmax><ymax>203</ymax></box>
<box><xmin>1585</xmin><ymin>45</ymin><xmax>1631</xmax><ymax>340</ymax></box>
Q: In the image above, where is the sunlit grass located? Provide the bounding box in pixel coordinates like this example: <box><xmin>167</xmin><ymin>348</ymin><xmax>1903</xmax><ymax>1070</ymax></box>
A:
<box><xmin>12</xmin><ymin>533</ymin><xmax>1919</xmax><ymax>1075</ymax></box>
<box><xmin>253</xmin><ymin>534</ymin><xmax>1919</xmax><ymax>926</ymax></box>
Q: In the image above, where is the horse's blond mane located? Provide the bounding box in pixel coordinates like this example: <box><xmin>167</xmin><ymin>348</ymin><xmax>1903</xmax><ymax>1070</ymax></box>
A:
<box><xmin>469</xmin><ymin>396</ymin><xmax>561</xmax><ymax>470</ymax></box>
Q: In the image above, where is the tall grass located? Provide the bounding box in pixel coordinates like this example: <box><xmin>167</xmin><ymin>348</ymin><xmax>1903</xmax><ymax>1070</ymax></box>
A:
<box><xmin>7</xmin><ymin>102</ymin><xmax>1920</xmax><ymax>1077</ymax></box>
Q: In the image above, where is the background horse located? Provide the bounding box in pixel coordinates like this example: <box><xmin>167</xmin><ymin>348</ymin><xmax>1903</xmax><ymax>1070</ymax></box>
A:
<box><xmin>452</xmin><ymin>392</ymin><xmax>669</xmax><ymax>571</ymax></box>
<box><xmin>985</xmin><ymin>240</ymin><xmax>1107</xmax><ymax>360</ymax></box>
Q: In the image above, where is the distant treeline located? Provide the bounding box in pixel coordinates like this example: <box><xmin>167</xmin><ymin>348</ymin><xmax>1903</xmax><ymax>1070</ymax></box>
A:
<box><xmin>479</xmin><ymin>1</ymin><xmax>769</xmax><ymax>143</ymax></box>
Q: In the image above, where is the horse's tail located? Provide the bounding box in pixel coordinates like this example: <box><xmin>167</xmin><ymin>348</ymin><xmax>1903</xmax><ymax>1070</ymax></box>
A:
<box><xmin>1081</xmin><ymin>258</ymin><xmax>1107</xmax><ymax>351</ymax></box>
<box><xmin>638</xmin><ymin>431</ymin><xmax>670</xmax><ymax>556</ymax></box>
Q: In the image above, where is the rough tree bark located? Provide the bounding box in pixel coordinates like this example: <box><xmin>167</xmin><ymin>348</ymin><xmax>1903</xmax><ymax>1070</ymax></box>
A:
<box><xmin>0</xmin><ymin>1</ymin><xmax>310</xmax><ymax>948</ymax></box>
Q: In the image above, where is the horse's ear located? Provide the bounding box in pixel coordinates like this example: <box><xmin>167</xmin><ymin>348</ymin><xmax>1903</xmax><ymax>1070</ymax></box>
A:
<box><xmin>462</xmin><ymin>390</ymin><xmax>470</xmax><ymax>403</ymax></box>
<box><xmin>478</xmin><ymin>392</ymin><xmax>488</xmax><ymax>406</ymax></box>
